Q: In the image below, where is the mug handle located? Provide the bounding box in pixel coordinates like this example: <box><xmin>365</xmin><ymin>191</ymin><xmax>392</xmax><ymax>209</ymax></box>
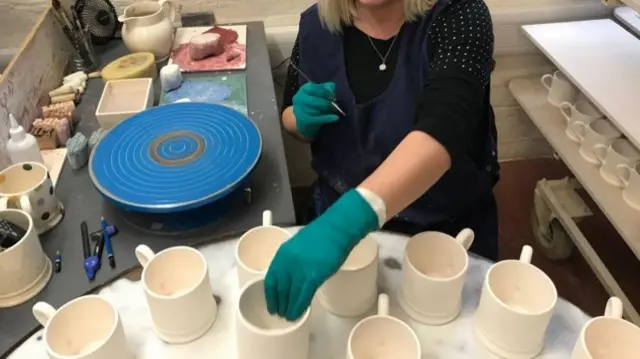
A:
<box><xmin>455</xmin><ymin>228</ymin><xmax>475</xmax><ymax>251</ymax></box>
<box><xmin>571</xmin><ymin>121</ymin><xmax>588</xmax><ymax>143</ymax></box>
<box><xmin>616</xmin><ymin>163</ymin><xmax>633</xmax><ymax>188</ymax></box>
<box><xmin>559</xmin><ymin>102</ymin><xmax>573</xmax><ymax>123</ymax></box>
<box><xmin>262</xmin><ymin>210</ymin><xmax>273</xmax><ymax>227</ymax></box>
<box><xmin>135</xmin><ymin>245</ymin><xmax>156</xmax><ymax>267</ymax></box>
<box><xmin>541</xmin><ymin>74</ymin><xmax>553</xmax><ymax>91</ymax></box>
<box><xmin>377</xmin><ymin>293</ymin><xmax>389</xmax><ymax>317</ymax></box>
<box><xmin>158</xmin><ymin>0</ymin><xmax>177</xmax><ymax>23</ymax></box>
<box><xmin>603</xmin><ymin>297</ymin><xmax>623</xmax><ymax>318</ymax></box>
<box><xmin>33</xmin><ymin>302</ymin><xmax>57</xmax><ymax>327</ymax></box>
<box><xmin>519</xmin><ymin>245</ymin><xmax>533</xmax><ymax>264</ymax></box>
<box><xmin>593</xmin><ymin>144</ymin><xmax>608</xmax><ymax>165</ymax></box>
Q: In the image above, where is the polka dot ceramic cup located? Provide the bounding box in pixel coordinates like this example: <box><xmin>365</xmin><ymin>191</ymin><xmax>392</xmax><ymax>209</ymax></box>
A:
<box><xmin>0</xmin><ymin>162</ymin><xmax>64</xmax><ymax>234</ymax></box>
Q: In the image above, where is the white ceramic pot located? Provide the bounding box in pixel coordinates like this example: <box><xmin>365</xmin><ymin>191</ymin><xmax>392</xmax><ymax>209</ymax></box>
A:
<box><xmin>0</xmin><ymin>209</ymin><xmax>52</xmax><ymax>307</ymax></box>
<box><xmin>119</xmin><ymin>0</ymin><xmax>177</xmax><ymax>62</ymax></box>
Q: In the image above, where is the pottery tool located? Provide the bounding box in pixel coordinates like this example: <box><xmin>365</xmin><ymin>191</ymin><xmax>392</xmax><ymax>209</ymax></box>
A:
<box><xmin>101</xmin><ymin>53</ymin><xmax>157</xmax><ymax>81</ymax></box>
<box><xmin>54</xmin><ymin>250</ymin><xmax>62</xmax><ymax>273</ymax></box>
<box><xmin>89</xmin><ymin>103</ymin><xmax>262</xmax><ymax>213</ymax></box>
<box><xmin>81</xmin><ymin>221</ymin><xmax>99</xmax><ymax>280</ymax></box>
<box><xmin>100</xmin><ymin>217</ymin><xmax>115</xmax><ymax>268</ymax></box>
<box><xmin>288</xmin><ymin>61</ymin><xmax>346</xmax><ymax>116</ymax></box>
<box><xmin>93</xmin><ymin>231</ymin><xmax>105</xmax><ymax>268</ymax></box>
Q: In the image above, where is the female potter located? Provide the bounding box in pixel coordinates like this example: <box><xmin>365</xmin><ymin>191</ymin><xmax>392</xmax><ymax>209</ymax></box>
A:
<box><xmin>265</xmin><ymin>0</ymin><xmax>499</xmax><ymax>321</ymax></box>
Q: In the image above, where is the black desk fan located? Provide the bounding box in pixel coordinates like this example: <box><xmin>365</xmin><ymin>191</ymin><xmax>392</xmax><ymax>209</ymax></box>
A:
<box><xmin>73</xmin><ymin>0</ymin><xmax>118</xmax><ymax>45</ymax></box>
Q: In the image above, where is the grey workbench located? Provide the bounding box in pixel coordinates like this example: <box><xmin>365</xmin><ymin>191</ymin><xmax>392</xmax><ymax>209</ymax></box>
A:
<box><xmin>0</xmin><ymin>21</ymin><xmax>296</xmax><ymax>358</ymax></box>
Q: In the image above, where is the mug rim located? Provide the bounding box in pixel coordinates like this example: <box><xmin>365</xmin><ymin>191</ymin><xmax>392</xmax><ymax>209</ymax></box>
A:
<box><xmin>0</xmin><ymin>161</ymin><xmax>48</xmax><ymax>197</ymax></box>
<box><xmin>141</xmin><ymin>246</ymin><xmax>208</xmax><ymax>299</ymax></box>
<box><xmin>42</xmin><ymin>295</ymin><xmax>119</xmax><ymax>359</ymax></box>
<box><xmin>404</xmin><ymin>232</ymin><xmax>469</xmax><ymax>282</ymax></box>
<box><xmin>236</xmin><ymin>277</ymin><xmax>310</xmax><ymax>336</ymax></box>
<box><xmin>485</xmin><ymin>259</ymin><xmax>558</xmax><ymax>316</ymax></box>
<box><xmin>347</xmin><ymin>313</ymin><xmax>421</xmax><ymax>358</ymax></box>
<box><xmin>578</xmin><ymin>315</ymin><xmax>640</xmax><ymax>358</ymax></box>
<box><xmin>0</xmin><ymin>209</ymin><xmax>33</xmax><ymax>256</ymax></box>
<box><xmin>339</xmin><ymin>235</ymin><xmax>379</xmax><ymax>272</ymax></box>
<box><xmin>235</xmin><ymin>225</ymin><xmax>291</xmax><ymax>275</ymax></box>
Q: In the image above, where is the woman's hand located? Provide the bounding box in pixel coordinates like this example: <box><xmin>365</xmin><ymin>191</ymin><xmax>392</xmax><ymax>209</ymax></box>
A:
<box><xmin>264</xmin><ymin>189</ymin><xmax>379</xmax><ymax>321</ymax></box>
<box><xmin>292</xmin><ymin>82</ymin><xmax>340</xmax><ymax>139</ymax></box>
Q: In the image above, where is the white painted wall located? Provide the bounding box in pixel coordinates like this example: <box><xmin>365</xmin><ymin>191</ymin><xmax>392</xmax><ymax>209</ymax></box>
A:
<box><xmin>0</xmin><ymin>0</ymin><xmax>612</xmax><ymax>186</ymax></box>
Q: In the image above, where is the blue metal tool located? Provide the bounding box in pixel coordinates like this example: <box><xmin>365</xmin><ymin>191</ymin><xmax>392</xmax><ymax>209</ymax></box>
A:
<box><xmin>101</xmin><ymin>217</ymin><xmax>115</xmax><ymax>268</ymax></box>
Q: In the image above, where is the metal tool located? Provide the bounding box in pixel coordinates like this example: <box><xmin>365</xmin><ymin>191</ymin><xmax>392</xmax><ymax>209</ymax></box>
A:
<box><xmin>289</xmin><ymin>61</ymin><xmax>346</xmax><ymax>116</ymax></box>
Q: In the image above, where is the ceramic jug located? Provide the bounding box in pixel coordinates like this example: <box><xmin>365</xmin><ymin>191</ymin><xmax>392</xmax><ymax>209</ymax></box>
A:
<box><xmin>119</xmin><ymin>0</ymin><xmax>176</xmax><ymax>61</ymax></box>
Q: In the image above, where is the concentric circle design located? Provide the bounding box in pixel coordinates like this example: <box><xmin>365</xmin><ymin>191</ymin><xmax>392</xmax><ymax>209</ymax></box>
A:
<box><xmin>89</xmin><ymin>103</ymin><xmax>262</xmax><ymax>213</ymax></box>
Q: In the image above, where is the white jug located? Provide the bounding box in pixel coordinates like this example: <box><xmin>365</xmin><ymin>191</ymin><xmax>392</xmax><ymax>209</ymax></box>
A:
<box><xmin>119</xmin><ymin>0</ymin><xmax>177</xmax><ymax>61</ymax></box>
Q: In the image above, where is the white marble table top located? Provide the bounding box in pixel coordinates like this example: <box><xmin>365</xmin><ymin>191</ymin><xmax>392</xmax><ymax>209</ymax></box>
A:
<box><xmin>8</xmin><ymin>228</ymin><xmax>590</xmax><ymax>359</ymax></box>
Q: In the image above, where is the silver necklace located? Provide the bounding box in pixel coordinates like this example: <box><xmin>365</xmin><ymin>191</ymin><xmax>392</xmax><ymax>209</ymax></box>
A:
<box><xmin>367</xmin><ymin>33</ymin><xmax>399</xmax><ymax>72</ymax></box>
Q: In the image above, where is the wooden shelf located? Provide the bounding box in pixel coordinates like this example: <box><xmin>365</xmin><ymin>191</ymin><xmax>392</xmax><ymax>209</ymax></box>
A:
<box><xmin>522</xmin><ymin>20</ymin><xmax>640</xmax><ymax>150</ymax></box>
<box><xmin>509</xmin><ymin>77</ymin><xmax>640</xmax><ymax>260</ymax></box>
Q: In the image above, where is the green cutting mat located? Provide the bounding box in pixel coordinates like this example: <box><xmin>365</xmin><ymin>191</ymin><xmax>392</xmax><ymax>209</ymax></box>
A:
<box><xmin>160</xmin><ymin>72</ymin><xmax>248</xmax><ymax>115</ymax></box>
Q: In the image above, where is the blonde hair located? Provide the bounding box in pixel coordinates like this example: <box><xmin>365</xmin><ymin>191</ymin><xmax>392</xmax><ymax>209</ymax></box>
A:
<box><xmin>317</xmin><ymin>0</ymin><xmax>437</xmax><ymax>33</ymax></box>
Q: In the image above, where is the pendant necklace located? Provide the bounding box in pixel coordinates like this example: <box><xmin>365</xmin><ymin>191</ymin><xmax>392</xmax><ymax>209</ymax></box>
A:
<box><xmin>367</xmin><ymin>32</ymin><xmax>399</xmax><ymax>72</ymax></box>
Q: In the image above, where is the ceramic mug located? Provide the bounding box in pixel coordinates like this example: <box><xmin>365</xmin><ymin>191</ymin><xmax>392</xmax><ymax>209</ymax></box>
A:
<box><xmin>541</xmin><ymin>71</ymin><xmax>577</xmax><ymax>106</ymax></box>
<box><xmin>318</xmin><ymin>235</ymin><xmax>379</xmax><ymax>317</ymax></box>
<box><xmin>475</xmin><ymin>245</ymin><xmax>558</xmax><ymax>358</ymax></box>
<box><xmin>136</xmin><ymin>244</ymin><xmax>218</xmax><ymax>344</ymax></box>
<box><xmin>236</xmin><ymin>277</ymin><xmax>311</xmax><ymax>359</ymax></box>
<box><xmin>32</xmin><ymin>295</ymin><xmax>134</xmax><ymax>359</ymax></box>
<box><xmin>399</xmin><ymin>228</ymin><xmax>474</xmax><ymax>325</ymax></box>
<box><xmin>616</xmin><ymin>162</ymin><xmax>640</xmax><ymax>211</ymax></box>
<box><xmin>559</xmin><ymin>101</ymin><xmax>603</xmax><ymax>143</ymax></box>
<box><xmin>571</xmin><ymin>297</ymin><xmax>640</xmax><ymax>359</ymax></box>
<box><xmin>594</xmin><ymin>139</ymin><xmax>640</xmax><ymax>187</ymax></box>
<box><xmin>573</xmin><ymin>119</ymin><xmax>622</xmax><ymax>165</ymax></box>
<box><xmin>0</xmin><ymin>162</ymin><xmax>64</xmax><ymax>234</ymax></box>
<box><xmin>0</xmin><ymin>209</ymin><xmax>52</xmax><ymax>307</ymax></box>
<box><xmin>236</xmin><ymin>210</ymin><xmax>291</xmax><ymax>288</ymax></box>
<box><xmin>347</xmin><ymin>293</ymin><xmax>421</xmax><ymax>359</ymax></box>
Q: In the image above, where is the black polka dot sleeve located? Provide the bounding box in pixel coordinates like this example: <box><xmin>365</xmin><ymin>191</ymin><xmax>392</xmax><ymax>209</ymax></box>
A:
<box><xmin>413</xmin><ymin>0</ymin><xmax>496</xmax><ymax>163</ymax></box>
<box><xmin>281</xmin><ymin>37</ymin><xmax>301</xmax><ymax>113</ymax></box>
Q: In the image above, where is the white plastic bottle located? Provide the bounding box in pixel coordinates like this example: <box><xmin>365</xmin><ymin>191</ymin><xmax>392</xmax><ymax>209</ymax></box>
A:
<box><xmin>6</xmin><ymin>114</ymin><xmax>44</xmax><ymax>164</ymax></box>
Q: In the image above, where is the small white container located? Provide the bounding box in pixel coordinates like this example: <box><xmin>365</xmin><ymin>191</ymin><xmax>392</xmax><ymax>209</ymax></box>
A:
<box><xmin>6</xmin><ymin>114</ymin><xmax>44</xmax><ymax>165</ymax></box>
<box><xmin>95</xmin><ymin>78</ymin><xmax>153</xmax><ymax>129</ymax></box>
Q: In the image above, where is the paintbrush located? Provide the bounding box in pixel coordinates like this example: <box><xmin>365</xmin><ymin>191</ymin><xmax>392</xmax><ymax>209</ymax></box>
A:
<box><xmin>51</xmin><ymin>0</ymin><xmax>78</xmax><ymax>37</ymax></box>
<box><xmin>289</xmin><ymin>61</ymin><xmax>346</xmax><ymax>116</ymax></box>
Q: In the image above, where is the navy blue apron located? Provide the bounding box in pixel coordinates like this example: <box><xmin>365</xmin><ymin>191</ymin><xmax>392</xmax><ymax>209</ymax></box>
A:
<box><xmin>297</xmin><ymin>0</ymin><xmax>500</xmax><ymax>260</ymax></box>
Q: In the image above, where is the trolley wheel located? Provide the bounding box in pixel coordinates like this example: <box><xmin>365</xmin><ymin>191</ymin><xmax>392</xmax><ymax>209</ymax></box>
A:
<box><xmin>531</xmin><ymin>209</ymin><xmax>574</xmax><ymax>260</ymax></box>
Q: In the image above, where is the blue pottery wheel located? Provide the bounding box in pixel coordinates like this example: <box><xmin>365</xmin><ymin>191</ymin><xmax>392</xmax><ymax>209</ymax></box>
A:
<box><xmin>90</xmin><ymin>103</ymin><xmax>262</xmax><ymax>214</ymax></box>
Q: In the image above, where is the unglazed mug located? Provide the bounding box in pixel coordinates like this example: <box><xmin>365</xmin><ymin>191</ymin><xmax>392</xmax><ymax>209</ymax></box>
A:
<box><xmin>347</xmin><ymin>293</ymin><xmax>421</xmax><ymax>359</ymax></box>
<box><xmin>559</xmin><ymin>101</ymin><xmax>603</xmax><ymax>143</ymax></box>
<box><xmin>236</xmin><ymin>277</ymin><xmax>311</xmax><ymax>359</ymax></box>
<box><xmin>616</xmin><ymin>161</ymin><xmax>640</xmax><ymax>211</ymax></box>
<box><xmin>594</xmin><ymin>138</ymin><xmax>640</xmax><ymax>187</ymax></box>
<box><xmin>0</xmin><ymin>209</ymin><xmax>52</xmax><ymax>307</ymax></box>
<box><xmin>475</xmin><ymin>245</ymin><xmax>558</xmax><ymax>358</ymax></box>
<box><xmin>136</xmin><ymin>244</ymin><xmax>217</xmax><ymax>344</ymax></box>
<box><xmin>570</xmin><ymin>297</ymin><xmax>640</xmax><ymax>359</ymax></box>
<box><xmin>236</xmin><ymin>210</ymin><xmax>291</xmax><ymax>288</ymax></box>
<box><xmin>541</xmin><ymin>71</ymin><xmax>577</xmax><ymax>106</ymax></box>
<box><xmin>399</xmin><ymin>228</ymin><xmax>474</xmax><ymax>325</ymax></box>
<box><xmin>32</xmin><ymin>295</ymin><xmax>134</xmax><ymax>359</ymax></box>
<box><xmin>0</xmin><ymin>162</ymin><xmax>64</xmax><ymax>234</ymax></box>
<box><xmin>318</xmin><ymin>235</ymin><xmax>379</xmax><ymax>317</ymax></box>
<box><xmin>573</xmin><ymin>119</ymin><xmax>622</xmax><ymax>165</ymax></box>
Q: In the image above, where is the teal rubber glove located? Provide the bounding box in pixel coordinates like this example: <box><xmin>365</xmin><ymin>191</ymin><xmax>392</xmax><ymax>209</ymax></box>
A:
<box><xmin>292</xmin><ymin>82</ymin><xmax>340</xmax><ymax>139</ymax></box>
<box><xmin>264</xmin><ymin>189</ymin><xmax>379</xmax><ymax>321</ymax></box>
